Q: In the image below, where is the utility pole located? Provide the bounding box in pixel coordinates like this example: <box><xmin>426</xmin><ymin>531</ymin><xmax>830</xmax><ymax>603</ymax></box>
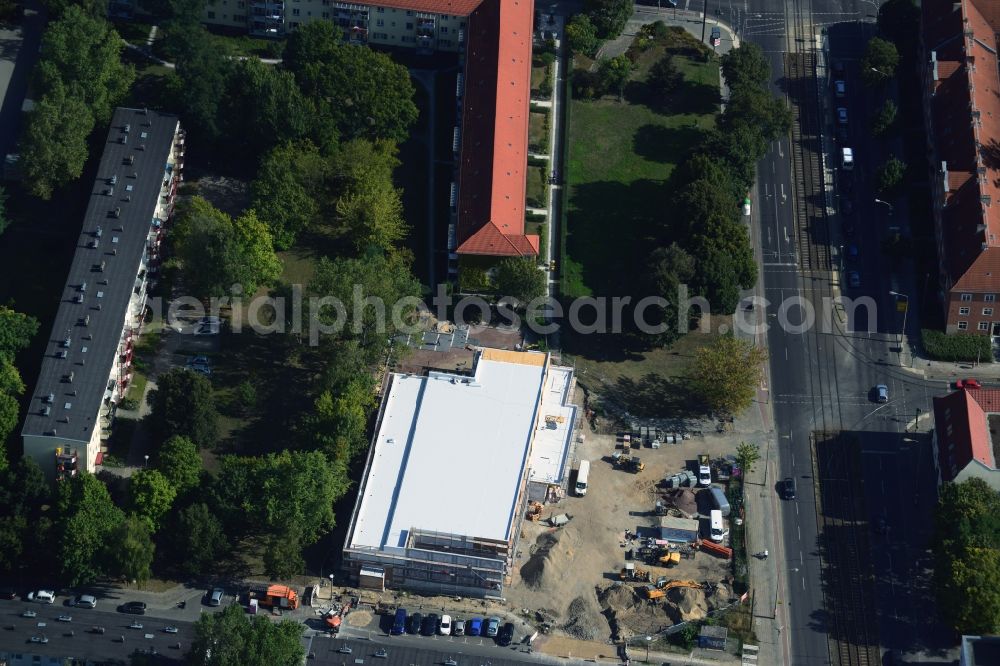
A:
<box><xmin>701</xmin><ymin>0</ymin><xmax>708</xmax><ymax>44</ymax></box>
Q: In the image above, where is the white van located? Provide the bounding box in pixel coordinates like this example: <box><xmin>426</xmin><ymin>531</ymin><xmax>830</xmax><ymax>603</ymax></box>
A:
<box><xmin>710</xmin><ymin>510</ymin><xmax>726</xmax><ymax>543</ymax></box>
<box><xmin>575</xmin><ymin>460</ymin><xmax>590</xmax><ymax>496</ymax></box>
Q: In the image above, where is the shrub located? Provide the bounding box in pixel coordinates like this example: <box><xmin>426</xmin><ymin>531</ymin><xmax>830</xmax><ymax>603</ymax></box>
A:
<box><xmin>921</xmin><ymin>329</ymin><xmax>993</xmax><ymax>362</ymax></box>
<box><xmin>458</xmin><ymin>267</ymin><xmax>491</xmax><ymax>294</ymax></box>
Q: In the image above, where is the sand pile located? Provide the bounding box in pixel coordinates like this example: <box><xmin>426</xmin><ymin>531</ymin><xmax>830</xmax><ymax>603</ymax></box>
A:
<box><xmin>665</xmin><ymin>489</ymin><xmax>697</xmax><ymax>516</ymax></box>
<box><xmin>665</xmin><ymin>587</ymin><xmax>708</xmax><ymax>623</ymax></box>
<box><xmin>562</xmin><ymin>596</ymin><xmax>602</xmax><ymax>640</ymax></box>
<box><xmin>521</xmin><ymin>530</ymin><xmax>581</xmax><ymax>590</ymax></box>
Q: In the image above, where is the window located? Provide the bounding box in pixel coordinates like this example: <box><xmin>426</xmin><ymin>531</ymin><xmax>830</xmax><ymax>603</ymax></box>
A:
<box><xmin>440</xmin><ymin>39</ymin><xmax>451</xmax><ymax>46</ymax></box>
<box><xmin>377</xmin><ymin>6</ymin><xmax>384</xmax><ymax>11</ymax></box>
<box><xmin>985</xmin><ymin>308</ymin><xmax>994</xmax><ymax>316</ymax></box>
<box><xmin>292</xmin><ymin>8</ymin><xmax>299</xmax><ymax>15</ymax></box>
<box><xmin>441</xmin><ymin>26</ymin><xmax>448</xmax><ymax>33</ymax></box>
<box><xmin>961</xmin><ymin>293</ymin><xmax>973</xmax><ymax>301</ymax></box>
<box><xmin>960</xmin><ymin>307</ymin><xmax>970</xmax><ymax>315</ymax></box>
<box><xmin>376</xmin><ymin>18</ymin><xmax>384</xmax><ymax>26</ymax></box>
<box><xmin>987</xmin><ymin>294</ymin><xmax>996</xmax><ymax>302</ymax></box>
<box><xmin>322</xmin><ymin>11</ymin><xmax>329</xmax><ymax>18</ymax></box>
<box><xmin>207</xmin><ymin>10</ymin><xmax>215</xmax><ymax>18</ymax></box>
<box><xmin>406</xmin><ymin>22</ymin><xmax>413</xmax><ymax>29</ymax></box>
<box><xmin>406</xmin><ymin>9</ymin><xmax>413</xmax><ymax>15</ymax></box>
<box><xmin>958</xmin><ymin>321</ymin><xmax>969</xmax><ymax>330</ymax></box>
<box><xmin>979</xmin><ymin>322</ymin><xmax>990</xmax><ymax>331</ymax></box>
<box><xmin>234</xmin><ymin>13</ymin><xmax>244</xmax><ymax>20</ymax></box>
<box><xmin>238</xmin><ymin>0</ymin><xmax>245</xmax><ymax>6</ymax></box>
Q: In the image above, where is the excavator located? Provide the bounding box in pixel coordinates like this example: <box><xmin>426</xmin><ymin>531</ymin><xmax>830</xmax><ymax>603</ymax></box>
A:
<box><xmin>642</xmin><ymin>579</ymin><xmax>703</xmax><ymax>600</ymax></box>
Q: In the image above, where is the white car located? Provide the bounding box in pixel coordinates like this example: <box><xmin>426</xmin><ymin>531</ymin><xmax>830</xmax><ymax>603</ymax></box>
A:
<box><xmin>698</xmin><ymin>465</ymin><xmax>712</xmax><ymax>486</ymax></box>
<box><xmin>75</xmin><ymin>594</ymin><xmax>97</xmax><ymax>608</ymax></box>
<box><xmin>28</xmin><ymin>590</ymin><xmax>55</xmax><ymax>604</ymax></box>
<box><xmin>439</xmin><ymin>614</ymin><xmax>452</xmax><ymax>636</ymax></box>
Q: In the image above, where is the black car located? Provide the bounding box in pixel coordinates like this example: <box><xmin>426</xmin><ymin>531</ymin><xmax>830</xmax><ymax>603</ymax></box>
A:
<box><xmin>407</xmin><ymin>612</ymin><xmax>423</xmax><ymax>635</ymax></box>
<box><xmin>118</xmin><ymin>601</ymin><xmax>146</xmax><ymax>615</ymax></box>
<box><xmin>782</xmin><ymin>477</ymin><xmax>796</xmax><ymax>500</ymax></box>
<box><xmin>497</xmin><ymin>622</ymin><xmax>515</xmax><ymax>646</ymax></box>
<box><xmin>421</xmin><ymin>613</ymin><xmax>439</xmax><ymax>636</ymax></box>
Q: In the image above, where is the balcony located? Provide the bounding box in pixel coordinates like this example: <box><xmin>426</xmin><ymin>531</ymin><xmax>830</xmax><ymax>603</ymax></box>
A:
<box><xmin>55</xmin><ymin>448</ymin><xmax>79</xmax><ymax>482</ymax></box>
<box><xmin>251</xmin><ymin>0</ymin><xmax>284</xmax><ymax>8</ymax></box>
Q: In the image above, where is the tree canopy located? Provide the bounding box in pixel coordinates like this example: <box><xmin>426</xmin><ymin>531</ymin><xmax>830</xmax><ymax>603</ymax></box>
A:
<box><xmin>169</xmin><ymin>502</ymin><xmax>228</xmax><ymax>578</ymax></box>
<box><xmin>54</xmin><ymin>473</ymin><xmax>125</xmax><ymax>586</ymax></box>
<box><xmin>583</xmin><ymin>0</ymin><xmax>634</xmax><ymax>39</ymax></box>
<box><xmin>108</xmin><ymin>515</ymin><xmax>155</xmax><ymax>585</ymax></box>
<box><xmin>598</xmin><ymin>55</ymin><xmax>634</xmax><ymax>102</ymax></box>
<box><xmin>565</xmin><ymin>14</ymin><xmax>600</xmax><ymax>57</ymax></box>
<box><xmin>721</xmin><ymin>42</ymin><xmax>770</xmax><ymax>89</ymax></box>
<box><xmin>934</xmin><ymin>478</ymin><xmax>1000</xmax><ymax>633</ymax></box>
<box><xmin>172</xmin><ymin>197</ymin><xmax>282</xmax><ymax>297</ymax></box>
<box><xmin>285</xmin><ymin>22</ymin><xmax>418</xmax><ymax>143</ymax></box>
<box><xmin>251</xmin><ymin>140</ymin><xmax>326</xmax><ymax>250</ymax></box>
<box><xmin>129</xmin><ymin>469</ymin><xmax>177</xmax><ymax>531</ymax></box>
<box><xmin>148</xmin><ymin>367</ymin><xmax>219</xmax><ymax>447</ymax></box>
<box><xmin>688</xmin><ymin>336</ymin><xmax>767</xmax><ymax>417</ymax></box>
<box><xmin>188</xmin><ymin>604</ymin><xmax>304</xmax><ymax>666</ymax></box>
<box><xmin>158</xmin><ymin>435</ymin><xmax>203</xmax><ymax>495</ymax></box>
<box><xmin>495</xmin><ymin>257</ymin><xmax>546</xmax><ymax>304</ymax></box>
<box><xmin>861</xmin><ymin>37</ymin><xmax>899</xmax><ymax>85</ymax></box>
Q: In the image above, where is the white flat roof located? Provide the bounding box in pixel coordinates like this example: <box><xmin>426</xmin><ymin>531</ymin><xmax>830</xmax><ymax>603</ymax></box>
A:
<box><xmin>528</xmin><ymin>365</ymin><xmax>576</xmax><ymax>484</ymax></box>
<box><xmin>350</xmin><ymin>351</ymin><xmax>548</xmax><ymax>550</ymax></box>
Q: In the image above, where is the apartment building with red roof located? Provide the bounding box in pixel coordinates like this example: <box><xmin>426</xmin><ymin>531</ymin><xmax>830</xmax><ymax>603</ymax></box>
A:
<box><xmin>932</xmin><ymin>388</ymin><xmax>1000</xmax><ymax>489</ymax></box>
<box><xmin>922</xmin><ymin>0</ymin><xmax>1000</xmax><ymax>334</ymax></box>
<box><xmin>198</xmin><ymin>0</ymin><xmax>538</xmax><ymax>262</ymax></box>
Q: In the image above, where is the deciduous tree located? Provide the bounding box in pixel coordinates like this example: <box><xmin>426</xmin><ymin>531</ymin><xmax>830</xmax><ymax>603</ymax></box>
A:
<box><xmin>871</xmin><ymin>99</ymin><xmax>898</xmax><ymax>136</ymax></box>
<box><xmin>188</xmin><ymin>604</ymin><xmax>304</xmax><ymax>666</ymax></box>
<box><xmin>720</xmin><ymin>42</ymin><xmax>770</xmax><ymax>90</ymax></box>
<box><xmin>251</xmin><ymin>141</ymin><xmax>327</xmax><ymax>250</ymax></box>
<box><xmin>598</xmin><ymin>55</ymin><xmax>634</xmax><ymax>102</ymax></box>
<box><xmin>647</xmin><ymin>54</ymin><xmax>682</xmax><ymax>108</ymax></box>
<box><xmin>876</xmin><ymin>157</ymin><xmax>906</xmax><ymax>195</ymax></box>
<box><xmin>158</xmin><ymin>435</ymin><xmax>203</xmax><ymax>495</ymax></box>
<box><xmin>109</xmin><ymin>516</ymin><xmax>155</xmax><ymax>585</ymax></box>
<box><xmin>688</xmin><ymin>335</ymin><xmax>767</xmax><ymax>417</ymax></box>
<box><xmin>494</xmin><ymin>257</ymin><xmax>546</xmax><ymax>304</ymax></box>
<box><xmin>333</xmin><ymin>140</ymin><xmax>408</xmax><ymax>251</ymax></box>
<box><xmin>171</xmin><ymin>502</ymin><xmax>228</xmax><ymax>577</ymax></box>
<box><xmin>19</xmin><ymin>80</ymin><xmax>94</xmax><ymax>199</ymax></box>
<box><xmin>0</xmin><ymin>306</ymin><xmax>39</xmax><ymax>361</ymax></box>
<box><xmin>861</xmin><ymin>37</ymin><xmax>899</xmax><ymax>85</ymax></box>
<box><xmin>147</xmin><ymin>367</ymin><xmax>219</xmax><ymax>447</ymax></box>
<box><xmin>584</xmin><ymin>0</ymin><xmax>633</xmax><ymax>39</ymax></box>
<box><xmin>735</xmin><ymin>441</ymin><xmax>761</xmax><ymax>475</ymax></box>
<box><xmin>565</xmin><ymin>14</ymin><xmax>600</xmax><ymax>57</ymax></box>
<box><xmin>55</xmin><ymin>473</ymin><xmax>125</xmax><ymax>586</ymax></box>
<box><xmin>129</xmin><ymin>469</ymin><xmax>177</xmax><ymax>531</ymax></box>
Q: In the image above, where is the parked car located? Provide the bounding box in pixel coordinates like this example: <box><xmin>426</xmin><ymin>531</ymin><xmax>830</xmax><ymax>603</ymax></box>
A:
<box><xmin>118</xmin><ymin>601</ymin><xmax>146</xmax><ymax>615</ymax></box>
<box><xmin>208</xmin><ymin>588</ymin><xmax>224</xmax><ymax>606</ymax></box>
<box><xmin>956</xmin><ymin>378</ymin><xmax>983</xmax><ymax>390</ymax></box>
<box><xmin>452</xmin><ymin>618</ymin><xmax>465</xmax><ymax>636</ymax></box>
<box><xmin>875</xmin><ymin>384</ymin><xmax>889</xmax><ymax>403</ymax></box>
<box><xmin>840</xmin><ymin>199</ymin><xmax>854</xmax><ymax>217</ymax></box>
<box><xmin>468</xmin><ymin>617</ymin><xmax>483</xmax><ymax>636</ymax></box>
<box><xmin>29</xmin><ymin>635</ymin><xmax>48</xmax><ymax>644</ymax></box>
<box><xmin>421</xmin><ymin>613</ymin><xmax>439</xmax><ymax>636</ymax></box>
<box><xmin>439</xmin><ymin>614</ymin><xmax>452</xmax><ymax>636</ymax></box>
<box><xmin>497</xmin><ymin>622</ymin><xmax>515</xmax><ymax>646</ymax></box>
<box><xmin>74</xmin><ymin>595</ymin><xmax>97</xmax><ymax>609</ymax></box>
<box><xmin>782</xmin><ymin>477</ymin><xmax>797</xmax><ymax>500</ymax></box>
<box><xmin>847</xmin><ymin>244</ymin><xmax>859</xmax><ymax>263</ymax></box>
<box><xmin>847</xmin><ymin>271</ymin><xmax>861</xmax><ymax>288</ymax></box>
<box><xmin>407</xmin><ymin>612</ymin><xmax>423</xmax><ymax>635</ymax></box>
<box><xmin>486</xmin><ymin>617</ymin><xmax>501</xmax><ymax>637</ymax></box>
<box><xmin>834</xmin><ymin>80</ymin><xmax>846</xmax><ymax>97</ymax></box>
<box><xmin>164</xmin><ymin>626</ymin><xmax>179</xmax><ymax>634</ymax></box>
<box><xmin>28</xmin><ymin>590</ymin><xmax>55</xmax><ymax>604</ymax></box>
<box><xmin>128</xmin><ymin>620</ymin><xmax>144</xmax><ymax>630</ymax></box>
<box><xmin>56</xmin><ymin>614</ymin><xmax>72</xmax><ymax>622</ymax></box>
<box><xmin>833</xmin><ymin>60</ymin><xmax>845</xmax><ymax>77</ymax></box>
<box><xmin>836</xmin><ymin>107</ymin><xmax>848</xmax><ymax>125</ymax></box>
<box><xmin>391</xmin><ymin>608</ymin><xmax>407</xmax><ymax>635</ymax></box>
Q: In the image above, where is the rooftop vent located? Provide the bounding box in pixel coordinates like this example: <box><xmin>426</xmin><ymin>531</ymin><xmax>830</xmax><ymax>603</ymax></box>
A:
<box><xmin>62</xmin><ymin>336</ymin><xmax>70</xmax><ymax>348</ymax></box>
<box><xmin>109</xmin><ymin>175</ymin><xmax>117</xmax><ymax>185</ymax></box>
<box><xmin>56</xmin><ymin>350</ymin><xmax>67</xmax><ymax>359</ymax></box>
<box><xmin>124</xmin><ymin>123</ymin><xmax>130</xmax><ymax>133</ymax></box>
<box><xmin>95</xmin><ymin>226</ymin><xmax>102</xmax><ymax>238</ymax></box>
<box><xmin>41</xmin><ymin>406</ymin><xmax>50</xmax><ymax>416</ymax></box>
<box><xmin>119</xmin><ymin>135</ymin><xmax>127</xmax><ymax>145</ymax></box>
<box><xmin>45</xmin><ymin>393</ymin><xmax>54</xmax><ymax>403</ymax></box>
<box><xmin>73</xmin><ymin>295</ymin><xmax>83</xmax><ymax>304</ymax></box>
<box><xmin>79</xmin><ymin>281</ymin><xmax>87</xmax><ymax>293</ymax></box>
<box><xmin>63</xmin><ymin>371</ymin><xmax>74</xmax><ymax>383</ymax></box>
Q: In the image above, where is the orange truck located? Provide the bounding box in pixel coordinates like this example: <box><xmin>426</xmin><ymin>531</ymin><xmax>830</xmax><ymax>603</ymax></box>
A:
<box><xmin>258</xmin><ymin>585</ymin><xmax>299</xmax><ymax>611</ymax></box>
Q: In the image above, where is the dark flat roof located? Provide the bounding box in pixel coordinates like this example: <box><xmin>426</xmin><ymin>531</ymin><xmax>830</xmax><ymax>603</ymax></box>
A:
<box><xmin>20</xmin><ymin>107</ymin><xmax>179</xmax><ymax>442</ymax></box>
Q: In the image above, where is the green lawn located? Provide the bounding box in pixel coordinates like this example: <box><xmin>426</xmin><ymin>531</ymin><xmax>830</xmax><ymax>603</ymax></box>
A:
<box><xmin>562</xmin><ymin>43</ymin><xmax>719</xmax><ymax>298</ymax></box>
<box><xmin>525</xmin><ymin>165</ymin><xmax>548</xmax><ymax>209</ymax></box>
<box><xmin>529</xmin><ymin>112</ymin><xmax>549</xmax><ymax>154</ymax></box>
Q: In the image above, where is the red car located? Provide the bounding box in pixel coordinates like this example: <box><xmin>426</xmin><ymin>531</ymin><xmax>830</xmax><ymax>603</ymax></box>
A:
<box><xmin>956</xmin><ymin>378</ymin><xmax>983</xmax><ymax>390</ymax></box>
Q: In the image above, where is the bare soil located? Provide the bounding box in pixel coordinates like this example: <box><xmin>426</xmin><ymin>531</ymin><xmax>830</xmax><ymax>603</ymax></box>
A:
<box><xmin>504</xmin><ymin>385</ymin><xmax>746</xmax><ymax>642</ymax></box>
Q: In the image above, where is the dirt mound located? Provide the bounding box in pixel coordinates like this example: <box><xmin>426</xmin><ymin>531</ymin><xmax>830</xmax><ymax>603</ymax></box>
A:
<box><xmin>665</xmin><ymin>587</ymin><xmax>708</xmax><ymax>623</ymax></box>
<box><xmin>520</xmin><ymin>533</ymin><xmax>560</xmax><ymax>588</ymax></box>
<box><xmin>562</xmin><ymin>596</ymin><xmax>602</xmax><ymax>640</ymax></box>
<box><xmin>598</xmin><ymin>583</ymin><xmax>638</xmax><ymax>611</ymax></box>
<box><xmin>665</xmin><ymin>489</ymin><xmax>697</xmax><ymax>516</ymax></box>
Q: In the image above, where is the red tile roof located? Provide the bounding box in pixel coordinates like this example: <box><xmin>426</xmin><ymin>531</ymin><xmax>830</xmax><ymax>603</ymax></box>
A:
<box><xmin>455</xmin><ymin>0</ymin><xmax>537</xmax><ymax>257</ymax></box>
<box><xmin>375</xmin><ymin>0</ymin><xmax>482</xmax><ymax>16</ymax></box>
<box><xmin>934</xmin><ymin>389</ymin><xmax>994</xmax><ymax>482</ymax></box>
<box><xmin>924</xmin><ymin>0</ymin><xmax>1000</xmax><ymax>293</ymax></box>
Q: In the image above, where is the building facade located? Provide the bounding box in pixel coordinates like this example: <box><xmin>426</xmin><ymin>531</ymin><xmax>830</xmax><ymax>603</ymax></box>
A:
<box><xmin>20</xmin><ymin>108</ymin><xmax>183</xmax><ymax>480</ymax></box>
<box><xmin>922</xmin><ymin>0</ymin><xmax>1000</xmax><ymax>334</ymax></box>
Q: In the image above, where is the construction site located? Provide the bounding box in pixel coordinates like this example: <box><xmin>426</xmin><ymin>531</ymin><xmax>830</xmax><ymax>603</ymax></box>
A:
<box><xmin>505</xmin><ymin>418</ymin><xmax>747</xmax><ymax>645</ymax></box>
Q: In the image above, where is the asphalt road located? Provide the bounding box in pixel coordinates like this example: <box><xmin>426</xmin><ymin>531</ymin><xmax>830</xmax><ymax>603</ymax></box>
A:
<box><xmin>306</xmin><ymin>635</ymin><xmax>556</xmax><ymax>666</ymax></box>
<box><xmin>0</xmin><ymin>601</ymin><xmax>193</xmax><ymax>663</ymax></box>
<box><xmin>736</xmin><ymin>0</ymin><xmax>949</xmax><ymax>663</ymax></box>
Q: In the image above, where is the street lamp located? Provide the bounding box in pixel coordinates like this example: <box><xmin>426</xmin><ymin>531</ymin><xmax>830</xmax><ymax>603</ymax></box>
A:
<box><xmin>874</xmin><ymin>198</ymin><xmax>894</xmax><ymax>214</ymax></box>
<box><xmin>645</xmin><ymin>636</ymin><xmax>652</xmax><ymax>662</ymax></box>
<box><xmin>143</xmin><ymin>454</ymin><xmax>149</xmax><ymax>468</ymax></box>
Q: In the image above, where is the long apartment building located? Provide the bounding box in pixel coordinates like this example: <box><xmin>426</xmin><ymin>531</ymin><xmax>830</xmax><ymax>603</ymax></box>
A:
<box><xmin>20</xmin><ymin>108</ymin><xmax>183</xmax><ymax>480</ymax></box>
<box><xmin>197</xmin><ymin>0</ymin><xmax>539</xmax><ymax>262</ymax></box>
<box><xmin>922</xmin><ymin>0</ymin><xmax>1000</xmax><ymax>334</ymax></box>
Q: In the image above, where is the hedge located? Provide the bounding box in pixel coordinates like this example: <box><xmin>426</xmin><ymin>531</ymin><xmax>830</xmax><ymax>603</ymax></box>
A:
<box><xmin>921</xmin><ymin>329</ymin><xmax>993</xmax><ymax>362</ymax></box>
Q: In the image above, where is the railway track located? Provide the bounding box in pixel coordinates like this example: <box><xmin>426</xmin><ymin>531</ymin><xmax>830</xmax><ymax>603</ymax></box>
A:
<box><xmin>812</xmin><ymin>433</ymin><xmax>881</xmax><ymax>666</ymax></box>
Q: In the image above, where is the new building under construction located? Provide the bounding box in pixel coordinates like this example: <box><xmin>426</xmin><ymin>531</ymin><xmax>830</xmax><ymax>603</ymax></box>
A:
<box><xmin>341</xmin><ymin>349</ymin><xmax>577</xmax><ymax>598</ymax></box>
